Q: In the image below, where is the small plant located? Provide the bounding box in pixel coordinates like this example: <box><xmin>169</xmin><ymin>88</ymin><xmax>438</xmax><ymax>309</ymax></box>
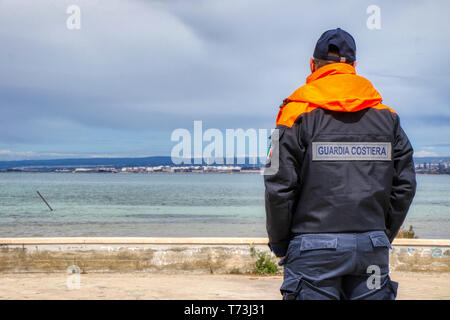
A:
<box><xmin>396</xmin><ymin>225</ymin><xmax>418</xmax><ymax>239</ymax></box>
<box><xmin>249</xmin><ymin>243</ymin><xmax>279</xmax><ymax>274</ymax></box>
<box><xmin>254</xmin><ymin>251</ymin><xmax>279</xmax><ymax>274</ymax></box>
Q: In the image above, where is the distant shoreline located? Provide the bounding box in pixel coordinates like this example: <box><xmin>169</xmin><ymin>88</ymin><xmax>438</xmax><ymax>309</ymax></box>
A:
<box><xmin>0</xmin><ymin>170</ymin><xmax>264</xmax><ymax>174</ymax></box>
<box><xmin>0</xmin><ymin>170</ymin><xmax>448</xmax><ymax>175</ymax></box>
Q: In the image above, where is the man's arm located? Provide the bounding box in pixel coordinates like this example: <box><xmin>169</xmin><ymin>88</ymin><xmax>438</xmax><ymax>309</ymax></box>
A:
<box><xmin>386</xmin><ymin>116</ymin><xmax>417</xmax><ymax>242</ymax></box>
<box><xmin>264</xmin><ymin>124</ymin><xmax>305</xmax><ymax>257</ymax></box>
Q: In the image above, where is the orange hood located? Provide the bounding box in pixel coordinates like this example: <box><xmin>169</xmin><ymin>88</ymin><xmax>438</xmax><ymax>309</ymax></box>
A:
<box><xmin>287</xmin><ymin>63</ymin><xmax>382</xmax><ymax>112</ymax></box>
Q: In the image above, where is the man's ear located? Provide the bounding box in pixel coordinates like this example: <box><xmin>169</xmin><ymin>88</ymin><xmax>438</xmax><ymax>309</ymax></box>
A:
<box><xmin>352</xmin><ymin>61</ymin><xmax>357</xmax><ymax>68</ymax></box>
<box><xmin>310</xmin><ymin>58</ymin><xmax>315</xmax><ymax>73</ymax></box>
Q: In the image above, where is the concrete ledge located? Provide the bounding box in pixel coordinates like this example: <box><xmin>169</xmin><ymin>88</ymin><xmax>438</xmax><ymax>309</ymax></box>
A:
<box><xmin>0</xmin><ymin>237</ymin><xmax>269</xmax><ymax>245</ymax></box>
<box><xmin>391</xmin><ymin>239</ymin><xmax>450</xmax><ymax>247</ymax></box>
<box><xmin>0</xmin><ymin>237</ymin><xmax>448</xmax><ymax>246</ymax></box>
<box><xmin>0</xmin><ymin>237</ymin><xmax>449</xmax><ymax>274</ymax></box>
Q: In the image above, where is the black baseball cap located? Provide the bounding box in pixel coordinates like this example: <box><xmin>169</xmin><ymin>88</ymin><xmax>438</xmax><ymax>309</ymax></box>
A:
<box><xmin>313</xmin><ymin>28</ymin><xmax>356</xmax><ymax>63</ymax></box>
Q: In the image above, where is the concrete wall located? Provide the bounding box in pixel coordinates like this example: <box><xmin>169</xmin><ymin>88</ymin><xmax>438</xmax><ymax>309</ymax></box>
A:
<box><xmin>0</xmin><ymin>238</ymin><xmax>449</xmax><ymax>274</ymax></box>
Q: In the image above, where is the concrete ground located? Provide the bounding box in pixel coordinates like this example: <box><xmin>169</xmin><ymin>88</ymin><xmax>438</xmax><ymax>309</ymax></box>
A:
<box><xmin>0</xmin><ymin>272</ymin><xmax>448</xmax><ymax>300</ymax></box>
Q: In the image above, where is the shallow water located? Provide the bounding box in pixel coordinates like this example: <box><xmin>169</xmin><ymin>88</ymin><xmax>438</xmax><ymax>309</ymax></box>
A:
<box><xmin>0</xmin><ymin>172</ymin><xmax>448</xmax><ymax>238</ymax></box>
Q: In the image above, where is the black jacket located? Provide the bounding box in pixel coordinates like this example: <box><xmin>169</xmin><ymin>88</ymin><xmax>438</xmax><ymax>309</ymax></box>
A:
<box><xmin>264</xmin><ymin>64</ymin><xmax>416</xmax><ymax>257</ymax></box>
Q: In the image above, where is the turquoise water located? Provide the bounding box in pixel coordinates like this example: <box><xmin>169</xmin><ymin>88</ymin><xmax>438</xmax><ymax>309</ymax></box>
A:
<box><xmin>0</xmin><ymin>172</ymin><xmax>448</xmax><ymax>238</ymax></box>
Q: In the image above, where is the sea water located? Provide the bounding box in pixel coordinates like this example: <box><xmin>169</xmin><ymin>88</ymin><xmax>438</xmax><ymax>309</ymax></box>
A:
<box><xmin>0</xmin><ymin>172</ymin><xmax>448</xmax><ymax>238</ymax></box>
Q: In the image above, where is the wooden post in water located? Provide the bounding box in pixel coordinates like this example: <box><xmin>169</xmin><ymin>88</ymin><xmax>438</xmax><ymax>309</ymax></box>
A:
<box><xmin>37</xmin><ymin>190</ymin><xmax>53</xmax><ymax>211</ymax></box>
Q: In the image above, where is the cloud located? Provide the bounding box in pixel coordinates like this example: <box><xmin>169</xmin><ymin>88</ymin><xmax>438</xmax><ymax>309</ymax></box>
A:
<box><xmin>414</xmin><ymin>150</ymin><xmax>439</xmax><ymax>158</ymax></box>
<box><xmin>0</xmin><ymin>150</ymin><xmax>79</xmax><ymax>161</ymax></box>
<box><xmin>0</xmin><ymin>0</ymin><xmax>449</xmax><ymax>159</ymax></box>
<box><xmin>0</xmin><ymin>149</ymin><xmax>137</xmax><ymax>161</ymax></box>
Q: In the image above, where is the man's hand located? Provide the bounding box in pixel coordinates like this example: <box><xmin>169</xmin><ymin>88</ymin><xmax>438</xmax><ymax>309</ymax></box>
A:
<box><xmin>277</xmin><ymin>256</ymin><xmax>286</xmax><ymax>266</ymax></box>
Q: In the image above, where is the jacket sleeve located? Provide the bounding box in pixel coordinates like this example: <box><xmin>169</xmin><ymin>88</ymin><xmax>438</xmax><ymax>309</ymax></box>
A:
<box><xmin>386</xmin><ymin>116</ymin><xmax>417</xmax><ymax>242</ymax></box>
<box><xmin>264</xmin><ymin>124</ymin><xmax>305</xmax><ymax>257</ymax></box>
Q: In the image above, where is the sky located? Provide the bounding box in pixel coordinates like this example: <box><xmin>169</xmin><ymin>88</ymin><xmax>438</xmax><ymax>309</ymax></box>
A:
<box><xmin>0</xmin><ymin>0</ymin><xmax>449</xmax><ymax>160</ymax></box>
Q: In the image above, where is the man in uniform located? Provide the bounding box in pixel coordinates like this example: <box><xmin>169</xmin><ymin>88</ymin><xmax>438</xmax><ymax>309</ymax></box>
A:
<box><xmin>264</xmin><ymin>28</ymin><xmax>416</xmax><ymax>300</ymax></box>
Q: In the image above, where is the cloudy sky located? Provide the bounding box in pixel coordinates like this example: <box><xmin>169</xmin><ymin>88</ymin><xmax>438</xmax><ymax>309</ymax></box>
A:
<box><xmin>0</xmin><ymin>0</ymin><xmax>449</xmax><ymax>160</ymax></box>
